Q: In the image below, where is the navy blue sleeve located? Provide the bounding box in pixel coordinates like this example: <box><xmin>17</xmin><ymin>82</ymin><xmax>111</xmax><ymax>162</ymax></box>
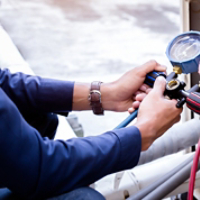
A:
<box><xmin>0</xmin><ymin>88</ymin><xmax>141</xmax><ymax>199</ymax></box>
<box><xmin>0</xmin><ymin>68</ymin><xmax>74</xmax><ymax>113</ymax></box>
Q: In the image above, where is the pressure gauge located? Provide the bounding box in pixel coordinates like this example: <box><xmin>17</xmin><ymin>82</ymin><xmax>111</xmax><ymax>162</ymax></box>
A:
<box><xmin>166</xmin><ymin>31</ymin><xmax>200</xmax><ymax>74</ymax></box>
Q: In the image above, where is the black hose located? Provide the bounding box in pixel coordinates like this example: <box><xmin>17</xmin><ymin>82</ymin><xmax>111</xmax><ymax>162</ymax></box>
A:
<box><xmin>142</xmin><ymin>157</ymin><xmax>200</xmax><ymax>200</ymax></box>
<box><xmin>127</xmin><ymin>154</ymin><xmax>194</xmax><ymax>200</ymax></box>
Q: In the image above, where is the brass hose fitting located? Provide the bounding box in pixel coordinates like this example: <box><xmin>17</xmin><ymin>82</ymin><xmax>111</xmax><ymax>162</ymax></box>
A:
<box><xmin>173</xmin><ymin>66</ymin><xmax>182</xmax><ymax>74</ymax></box>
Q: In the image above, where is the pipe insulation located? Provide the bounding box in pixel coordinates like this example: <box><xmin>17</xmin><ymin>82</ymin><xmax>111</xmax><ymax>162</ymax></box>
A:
<box><xmin>142</xmin><ymin>158</ymin><xmax>200</xmax><ymax>200</ymax></box>
<box><xmin>112</xmin><ymin>119</ymin><xmax>200</xmax><ymax>194</ymax></box>
<box><xmin>128</xmin><ymin>154</ymin><xmax>194</xmax><ymax>200</ymax></box>
<box><xmin>98</xmin><ymin>153</ymin><xmax>195</xmax><ymax>200</ymax></box>
<box><xmin>138</xmin><ymin>118</ymin><xmax>200</xmax><ymax>165</ymax></box>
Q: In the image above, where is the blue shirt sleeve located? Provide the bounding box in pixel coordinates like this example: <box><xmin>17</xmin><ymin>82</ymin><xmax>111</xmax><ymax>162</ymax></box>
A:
<box><xmin>33</xmin><ymin>126</ymin><xmax>141</xmax><ymax>199</ymax></box>
<box><xmin>0</xmin><ymin>68</ymin><xmax>74</xmax><ymax>113</ymax></box>
<box><xmin>0</xmin><ymin>87</ymin><xmax>141</xmax><ymax>199</ymax></box>
<box><xmin>0</xmin><ymin>69</ymin><xmax>142</xmax><ymax>199</ymax></box>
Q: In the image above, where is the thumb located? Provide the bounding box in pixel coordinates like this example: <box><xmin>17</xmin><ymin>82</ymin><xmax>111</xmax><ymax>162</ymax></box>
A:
<box><xmin>140</xmin><ymin>60</ymin><xmax>166</xmax><ymax>75</ymax></box>
<box><xmin>152</xmin><ymin>76</ymin><xmax>166</xmax><ymax>96</ymax></box>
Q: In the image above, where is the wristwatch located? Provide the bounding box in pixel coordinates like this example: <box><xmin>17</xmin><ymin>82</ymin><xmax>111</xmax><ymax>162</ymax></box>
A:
<box><xmin>88</xmin><ymin>81</ymin><xmax>104</xmax><ymax>115</ymax></box>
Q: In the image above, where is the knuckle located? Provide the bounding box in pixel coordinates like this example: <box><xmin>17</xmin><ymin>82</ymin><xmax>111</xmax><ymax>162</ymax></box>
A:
<box><xmin>171</xmin><ymin>99</ymin><xmax>178</xmax><ymax>104</ymax></box>
<box><xmin>171</xmin><ymin>100</ymin><xmax>179</xmax><ymax>108</ymax></box>
<box><xmin>165</xmin><ymin>100</ymin><xmax>176</xmax><ymax>108</ymax></box>
<box><xmin>148</xmin><ymin>60</ymin><xmax>157</xmax><ymax>65</ymax></box>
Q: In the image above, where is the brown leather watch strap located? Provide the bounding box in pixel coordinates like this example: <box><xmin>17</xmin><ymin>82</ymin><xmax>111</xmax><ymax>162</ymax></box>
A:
<box><xmin>89</xmin><ymin>81</ymin><xmax>104</xmax><ymax>115</ymax></box>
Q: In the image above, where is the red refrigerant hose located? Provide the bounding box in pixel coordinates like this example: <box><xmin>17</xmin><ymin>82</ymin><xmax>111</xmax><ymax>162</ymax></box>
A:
<box><xmin>188</xmin><ymin>137</ymin><xmax>200</xmax><ymax>200</ymax></box>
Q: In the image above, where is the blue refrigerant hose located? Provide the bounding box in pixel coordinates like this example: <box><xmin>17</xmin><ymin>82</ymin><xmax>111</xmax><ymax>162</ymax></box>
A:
<box><xmin>114</xmin><ymin>71</ymin><xmax>166</xmax><ymax>129</ymax></box>
<box><xmin>114</xmin><ymin>110</ymin><xmax>138</xmax><ymax>129</ymax></box>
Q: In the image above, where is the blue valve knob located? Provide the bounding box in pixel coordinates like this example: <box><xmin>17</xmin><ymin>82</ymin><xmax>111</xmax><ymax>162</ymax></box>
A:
<box><xmin>144</xmin><ymin>71</ymin><xmax>166</xmax><ymax>87</ymax></box>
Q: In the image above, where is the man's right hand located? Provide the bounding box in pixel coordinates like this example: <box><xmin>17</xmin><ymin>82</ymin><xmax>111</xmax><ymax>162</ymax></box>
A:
<box><xmin>134</xmin><ymin>76</ymin><xmax>183</xmax><ymax>151</ymax></box>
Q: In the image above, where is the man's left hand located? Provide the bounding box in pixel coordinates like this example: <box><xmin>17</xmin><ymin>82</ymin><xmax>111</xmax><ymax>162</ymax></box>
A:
<box><xmin>101</xmin><ymin>60</ymin><xmax>166</xmax><ymax>112</ymax></box>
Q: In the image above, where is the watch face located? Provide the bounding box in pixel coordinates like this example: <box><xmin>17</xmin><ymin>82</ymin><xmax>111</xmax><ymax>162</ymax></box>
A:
<box><xmin>169</xmin><ymin>34</ymin><xmax>200</xmax><ymax>62</ymax></box>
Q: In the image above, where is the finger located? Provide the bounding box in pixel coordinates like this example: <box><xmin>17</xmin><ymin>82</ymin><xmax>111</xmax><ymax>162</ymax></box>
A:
<box><xmin>168</xmin><ymin>99</ymin><xmax>178</xmax><ymax>105</ymax></box>
<box><xmin>133</xmin><ymin>101</ymin><xmax>140</xmax><ymax>109</ymax></box>
<box><xmin>170</xmin><ymin>99</ymin><xmax>180</xmax><ymax>108</ymax></box>
<box><xmin>159</xmin><ymin>67</ymin><xmax>167</xmax><ymax>75</ymax></box>
<box><xmin>154</xmin><ymin>65</ymin><xmax>167</xmax><ymax>73</ymax></box>
<box><xmin>152</xmin><ymin>76</ymin><xmax>166</xmax><ymax>96</ymax></box>
<box><xmin>135</xmin><ymin>93</ymin><xmax>147</xmax><ymax>102</ymax></box>
<box><xmin>171</xmin><ymin>99</ymin><xmax>178</xmax><ymax>103</ymax></box>
<box><xmin>175</xmin><ymin>105</ymin><xmax>183</xmax><ymax>114</ymax></box>
<box><xmin>169</xmin><ymin>99</ymin><xmax>183</xmax><ymax>113</ymax></box>
<box><xmin>135</xmin><ymin>91</ymin><xmax>143</xmax><ymax>95</ymax></box>
<box><xmin>139</xmin><ymin>84</ymin><xmax>151</xmax><ymax>92</ymax></box>
<box><xmin>139</xmin><ymin>84</ymin><xmax>147</xmax><ymax>92</ymax></box>
<box><xmin>141</xmin><ymin>60</ymin><xmax>167</xmax><ymax>75</ymax></box>
<box><xmin>146</xmin><ymin>88</ymin><xmax>152</xmax><ymax>94</ymax></box>
<box><xmin>128</xmin><ymin>107</ymin><xmax>135</xmax><ymax>114</ymax></box>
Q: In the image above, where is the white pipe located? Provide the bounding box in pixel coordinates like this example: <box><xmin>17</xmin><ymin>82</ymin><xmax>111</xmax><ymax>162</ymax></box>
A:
<box><xmin>113</xmin><ymin>119</ymin><xmax>200</xmax><ymax>190</ymax></box>
<box><xmin>95</xmin><ymin>119</ymin><xmax>200</xmax><ymax>199</ymax></box>
<box><xmin>138</xmin><ymin>118</ymin><xmax>200</xmax><ymax>165</ymax></box>
<box><xmin>96</xmin><ymin>153</ymin><xmax>195</xmax><ymax>200</ymax></box>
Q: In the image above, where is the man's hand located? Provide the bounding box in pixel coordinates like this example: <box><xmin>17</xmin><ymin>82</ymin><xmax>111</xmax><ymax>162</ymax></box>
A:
<box><xmin>101</xmin><ymin>60</ymin><xmax>166</xmax><ymax>112</ymax></box>
<box><xmin>134</xmin><ymin>76</ymin><xmax>183</xmax><ymax>151</ymax></box>
<box><xmin>72</xmin><ymin>60</ymin><xmax>165</xmax><ymax>111</ymax></box>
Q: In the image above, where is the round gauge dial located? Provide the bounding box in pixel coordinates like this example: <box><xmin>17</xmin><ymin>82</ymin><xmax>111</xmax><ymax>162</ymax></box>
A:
<box><xmin>170</xmin><ymin>34</ymin><xmax>200</xmax><ymax>62</ymax></box>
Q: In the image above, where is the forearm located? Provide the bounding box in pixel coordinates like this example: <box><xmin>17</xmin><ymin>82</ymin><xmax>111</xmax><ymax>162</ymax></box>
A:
<box><xmin>72</xmin><ymin>82</ymin><xmax>90</xmax><ymax>110</ymax></box>
<box><xmin>72</xmin><ymin>82</ymin><xmax>116</xmax><ymax>111</ymax></box>
<box><xmin>0</xmin><ymin>69</ymin><xmax>117</xmax><ymax>113</ymax></box>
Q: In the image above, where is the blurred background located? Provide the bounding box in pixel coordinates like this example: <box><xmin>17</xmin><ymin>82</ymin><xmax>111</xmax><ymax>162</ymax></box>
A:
<box><xmin>0</xmin><ymin>0</ymin><xmax>180</xmax><ymax>136</ymax></box>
